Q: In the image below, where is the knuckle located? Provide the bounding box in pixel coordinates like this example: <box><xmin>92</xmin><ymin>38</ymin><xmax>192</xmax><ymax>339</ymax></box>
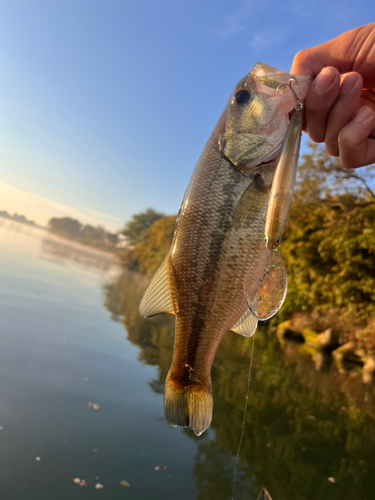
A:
<box><xmin>292</xmin><ymin>50</ymin><xmax>306</xmax><ymax>66</ymax></box>
<box><xmin>340</xmin><ymin>157</ymin><xmax>357</xmax><ymax>169</ymax></box>
<box><xmin>307</xmin><ymin>130</ymin><xmax>325</xmax><ymax>143</ymax></box>
<box><xmin>338</xmin><ymin>127</ymin><xmax>355</xmax><ymax>148</ymax></box>
<box><xmin>325</xmin><ymin>142</ymin><xmax>339</xmax><ymax>157</ymax></box>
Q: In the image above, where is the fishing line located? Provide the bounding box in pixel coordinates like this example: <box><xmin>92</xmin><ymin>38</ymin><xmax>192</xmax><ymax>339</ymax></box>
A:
<box><xmin>256</xmin><ymin>487</ymin><xmax>273</xmax><ymax>500</ymax></box>
<box><xmin>231</xmin><ymin>331</ymin><xmax>256</xmax><ymax>500</ymax></box>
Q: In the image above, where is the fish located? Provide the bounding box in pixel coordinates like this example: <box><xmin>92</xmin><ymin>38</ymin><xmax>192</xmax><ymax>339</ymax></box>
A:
<box><xmin>246</xmin><ymin>109</ymin><xmax>303</xmax><ymax>320</ymax></box>
<box><xmin>139</xmin><ymin>63</ymin><xmax>311</xmax><ymax>436</ymax></box>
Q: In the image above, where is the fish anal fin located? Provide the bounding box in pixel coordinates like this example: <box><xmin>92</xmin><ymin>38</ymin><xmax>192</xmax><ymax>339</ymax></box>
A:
<box><xmin>233</xmin><ymin>173</ymin><xmax>270</xmax><ymax>229</ymax></box>
<box><xmin>139</xmin><ymin>251</ymin><xmax>178</xmax><ymax>317</ymax></box>
<box><xmin>231</xmin><ymin>310</ymin><xmax>258</xmax><ymax>337</ymax></box>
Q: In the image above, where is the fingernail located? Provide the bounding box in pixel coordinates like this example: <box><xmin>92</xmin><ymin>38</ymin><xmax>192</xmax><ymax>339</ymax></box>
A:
<box><xmin>314</xmin><ymin>68</ymin><xmax>335</xmax><ymax>92</ymax></box>
<box><xmin>340</xmin><ymin>74</ymin><xmax>357</xmax><ymax>94</ymax></box>
<box><xmin>353</xmin><ymin>106</ymin><xmax>374</xmax><ymax>123</ymax></box>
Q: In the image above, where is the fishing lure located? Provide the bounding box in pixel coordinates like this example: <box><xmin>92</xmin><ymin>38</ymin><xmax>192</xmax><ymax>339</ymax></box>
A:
<box><xmin>246</xmin><ymin>78</ymin><xmax>303</xmax><ymax>320</ymax></box>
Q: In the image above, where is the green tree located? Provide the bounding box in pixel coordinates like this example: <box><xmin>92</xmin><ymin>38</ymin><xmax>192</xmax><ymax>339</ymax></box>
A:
<box><xmin>118</xmin><ymin>215</ymin><xmax>176</xmax><ymax>274</ymax></box>
<box><xmin>48</xmin><ymin>217</ymin><xmax>82</xmax><ymax>239</ymax></box>
<box><xmin>121</xmin><ymin>208</ymin><xmax>165</xmax><ymax>245</ymax></box>
<box><xmin>279</xmin><ymin>143</ymin><xmax>375</xmax><ymax>327</ymax></box>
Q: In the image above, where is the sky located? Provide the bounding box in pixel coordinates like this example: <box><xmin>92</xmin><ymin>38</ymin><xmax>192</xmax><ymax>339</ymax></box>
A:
<box><xmin>0</xmin><ymin>0</ymin><xmax>372</xmax><ymax>231</ymax></box>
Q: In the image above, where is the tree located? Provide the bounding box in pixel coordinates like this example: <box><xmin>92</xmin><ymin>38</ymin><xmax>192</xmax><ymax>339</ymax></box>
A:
<box><xmin>48</xmin><ymin>217</ymin><xmax>82</xmax><ymax>239</ymax></box>
<box><xmin>279</xmin><ymin>143</ymin><xmax>375</xmax><ymax>326</ymax></box>
<box><xmin>121</xmin><ymin>208</ymin><xmax>165</xmax><ymax>245</ymax></box>
<box><xmin>118</xmin><ymin>215</ymin><xmax>176</xmax><ymax>274</ymax></box>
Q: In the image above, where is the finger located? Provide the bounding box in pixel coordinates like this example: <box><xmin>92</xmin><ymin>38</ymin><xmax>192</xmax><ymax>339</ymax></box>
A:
<box><xmin>339</xmin><ymin>107</ymin><xmax>375</xmax><ymax>169</ymax></box>
<box><xmin>304</xmin><ymin>67</ymin><xmax>340</xmax><ymax>142</ymax></box>
<box><xmin>290</xmin><ymin>23</ymin><xmax>375</xmax><ymax>88</ymax></box>
<box><xmin>325</xmin><ymin>72</ymin><xmax>363</xmax><ymax>156</ymax></box>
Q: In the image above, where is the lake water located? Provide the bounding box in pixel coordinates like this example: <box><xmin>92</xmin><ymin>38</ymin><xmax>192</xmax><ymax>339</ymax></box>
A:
<box><xmin>0</xmin><ymin>218</ymin><xmax>374</xmax><ymax>500</ymax></box>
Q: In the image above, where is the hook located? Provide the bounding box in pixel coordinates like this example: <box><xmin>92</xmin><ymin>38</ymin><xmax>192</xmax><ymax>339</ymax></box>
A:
<box><xmin>277</xmin><ymin>77</ymin><xmax>303</xmax><ymax>111</ymax></box>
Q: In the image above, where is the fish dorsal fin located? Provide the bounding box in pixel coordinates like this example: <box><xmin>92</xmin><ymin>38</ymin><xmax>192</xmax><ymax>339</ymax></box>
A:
<box><xmin>233</xmin><ymin>173</ymin><xmax>270</xmax><ymax>229</ymax></box>
<box><xmin>245</xmin><ymin>248</ymin><xmax>288</xmax><ymax>321</ymax></box>
<box><xmin>139</xmin><ymin>251</ymin><xmax>178</xmax><ymax>317</ymax></box>
<box><xmin>231</xmin><ymin>310</ymin><xmax>258</xmax><ymax>337</ymax></box>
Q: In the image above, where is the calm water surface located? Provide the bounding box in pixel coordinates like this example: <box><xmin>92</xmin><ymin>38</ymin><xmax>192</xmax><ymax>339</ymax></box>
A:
<box><xmin>0</xmin><ymin>218</ymin><xmax>374</xmax><ymax>500</ymax></box>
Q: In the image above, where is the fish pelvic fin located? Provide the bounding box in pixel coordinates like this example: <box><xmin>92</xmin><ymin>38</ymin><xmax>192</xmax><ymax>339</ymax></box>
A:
<box><xmin>231</xmin><ymin>309</ymin><xmax>258</xmax><ymax>337</ymax></box>
<box><xmin>139</xmin><ymin>251</ymin><xmax>178</xmax><ymax>317</ymax></box>
<box><xmin>164</xmin><ymin>377</ymin><xmax>213</xmax><ymax>436</ymax></box>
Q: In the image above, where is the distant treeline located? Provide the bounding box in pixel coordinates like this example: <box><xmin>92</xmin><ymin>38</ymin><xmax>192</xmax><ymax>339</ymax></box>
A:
<box><xmin>0</xmin><ymin>209</ymin><xmax>40</xmax><ymax>228</ymax></box>
<box><xmin>48</xmin><ymin>217</ymin><xmax>119</xmax><ymax>253</ymax></box>
<box><xmin>117</xmin><ymin>143</ymin><xmax>375</xmax><ymax>345</ymax></box>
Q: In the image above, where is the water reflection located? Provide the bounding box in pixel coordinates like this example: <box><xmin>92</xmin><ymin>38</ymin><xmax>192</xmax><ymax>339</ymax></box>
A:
<box><xmin>104</xmin><ymin>270</ymin><xmax>375</xmax><ymax>500</ymax></box>
<box><xmin>40</xmin><ymin>235</ymin><xmax>115</xmax><ymax>272</ymax></box>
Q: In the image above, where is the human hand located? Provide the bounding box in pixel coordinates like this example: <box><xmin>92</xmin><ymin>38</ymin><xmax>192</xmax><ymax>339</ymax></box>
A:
<box><xmin>291</xmin><ymin>23</ymin><xmax>375</xmax><ymax>169</ymax></box>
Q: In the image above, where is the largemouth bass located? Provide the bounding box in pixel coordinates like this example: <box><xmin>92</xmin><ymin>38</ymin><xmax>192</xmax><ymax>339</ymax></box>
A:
<box><xmin>139</xmin><ymin>63</ymin><xmax>311</xmax><ymax>436</ymax></box>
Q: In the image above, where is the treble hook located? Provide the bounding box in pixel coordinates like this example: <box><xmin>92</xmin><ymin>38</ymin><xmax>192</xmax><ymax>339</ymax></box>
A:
<box><xmin>277</xmin><ymin>77</ymin><xmax>303</xmax><ymax>111</ymax></box>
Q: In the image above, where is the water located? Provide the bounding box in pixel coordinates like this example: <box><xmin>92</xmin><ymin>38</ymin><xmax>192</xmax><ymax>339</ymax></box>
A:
<box><xmin>1</xmin><ymin>218</ymin><xmax>375</xmax><ymax>499</ymax></box>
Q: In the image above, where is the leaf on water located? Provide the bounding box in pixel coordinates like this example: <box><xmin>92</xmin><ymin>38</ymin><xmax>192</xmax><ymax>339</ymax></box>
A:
<box><xmin>88</xmin><ymin>402</ymin><xmax>100</xmax><ymax>410</ymax></box>
<box><xmin>95</xmin><ymin>483</ymin><xmax>104</xmax><ymax>489</ymax></box>
<box><xmin>73</xmin><ymin>478</ymin><xmax>81</xmax><ymax>484</ymax></box>
<box><xmin>154</xmin><ymin>465</ymin><xmax>168</xmax><ymax>472</ymax></box>
<box><xmin>35</xmin><ymin>457</ymin><xmax>41</xmax><ymax>461</ymax></box>
<box><xmin>246</xmin><ymin>249</ymin><xmax>287</xmax><ymax>320</ymax></box>
<box><xmin>119</xmin><ymin>479</ymin><xmax>131</xmax><ymax>487</ymax></box>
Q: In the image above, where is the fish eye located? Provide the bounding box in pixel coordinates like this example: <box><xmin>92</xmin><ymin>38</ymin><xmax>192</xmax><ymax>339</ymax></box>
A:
<box><xmin>234</xmin><ymin>89</ymin><xmax>250</xmax><ymax>105</ymax></box>
<box><xmin>275</xmin><ymin>238</ymin><xmax>281</xmax><ymax>246</ymax></box>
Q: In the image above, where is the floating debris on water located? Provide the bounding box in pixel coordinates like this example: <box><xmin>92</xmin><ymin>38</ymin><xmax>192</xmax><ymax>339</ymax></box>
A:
<box><xmin>0</xmin><ymin>426</ymin><xmax>3</xmax><ymax>430</ymax></box>
<box><xmin>95</xmin><ymin>483</ymin><xmax>104</xmax><ymax>489</ymax></box>
<box><xmin>92</xmin><ymin>448</ymin><xmax>98</xmax><ymax>453</ymax></box>
<box><xmin>307</xmin><ymin>415</ymin><xmax>316</xmax><ymax>421</ymax></box>
<box><xmin>88</xmin><ymin>402</ymin><xmax>100</xmax><ymax>411</ymax></box>
<box><xmin>328</xmin><ymin>477</ymin><xmax>336</xmax><ymax>484</ymax></box>
<box><xmin>73</xmin><ymin>478</ymin><xmax>87</xmax><ymax>486</ymax></box>
<box><xmin>266</xmin><ymin>443</ymin><xmax>271</xmax><ymax>448</ymax></box>
<box><xmin>119</xmin><ymin>480</ymin><xmax>131</xmax><ymax>487</ymax></box>
<box><xmin>154</xmin><ymin>465</ymin><xmax>168</xmax><ymax>472</ymax></box>
<box><xmin>35</xmin><ymin>457</ymin><xmax>41</xmax><ymax>461</ymax></box>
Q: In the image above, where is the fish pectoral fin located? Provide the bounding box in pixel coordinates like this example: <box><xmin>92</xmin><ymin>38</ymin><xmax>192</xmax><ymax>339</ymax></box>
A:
<box><xmin>246</xmin><ymin>249</ymin><xmax>288</xmax><ymax>321</ymax></box>
<box><xmin>233</xmin><ymin>173</ymin><xmax>270</xmax><ymax>229</ymax></box>
<box><xmin>230</xmin><ymin>310</ymin><xmax>258</xmax><ymax>337</ymax></box>
<box><xmin>139</xmin><ymin>251</ymin><xmax>178</xmax><ymax>317</ymax></box>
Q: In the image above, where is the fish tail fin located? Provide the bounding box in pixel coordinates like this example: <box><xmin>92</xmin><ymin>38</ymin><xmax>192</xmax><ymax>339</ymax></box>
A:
<box><xmin>164</xmin><ymin>376</ymin><xmax>213</xmax><ymax>436</ymax></box>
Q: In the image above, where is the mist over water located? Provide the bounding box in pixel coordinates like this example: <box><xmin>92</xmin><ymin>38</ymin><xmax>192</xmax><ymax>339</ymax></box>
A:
<box><xmin>0</xmin><ymin>218</ymin><xmax>374</xmax><ymax>499</ymax></box>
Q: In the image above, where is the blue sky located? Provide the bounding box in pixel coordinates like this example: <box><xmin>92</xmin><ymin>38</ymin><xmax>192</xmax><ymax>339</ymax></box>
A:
<box><xmin>0</xmin><ymin>0</ymin><xmax>372</xmax><ymax>231</ymax></box>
